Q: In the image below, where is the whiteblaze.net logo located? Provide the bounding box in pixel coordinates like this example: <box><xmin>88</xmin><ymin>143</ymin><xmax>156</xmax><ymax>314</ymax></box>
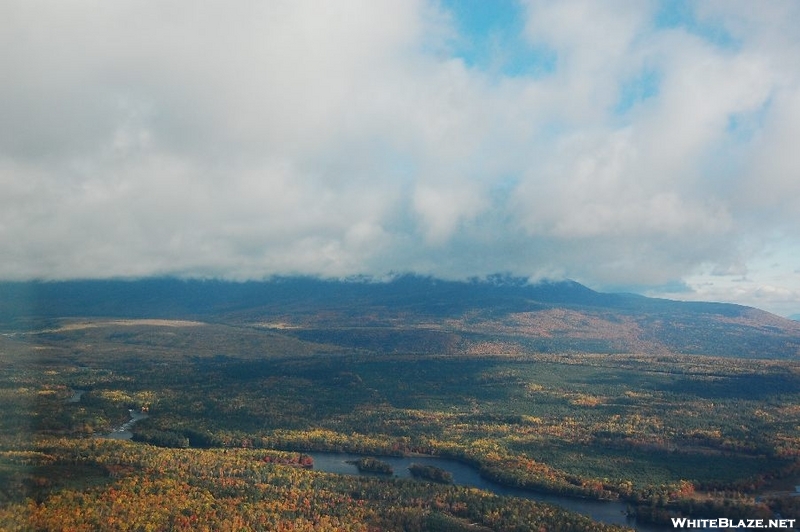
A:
<box><xmin>671</xmin><ymin>517</ymin><xmax>796</xmax><ymax>529</ymax></box>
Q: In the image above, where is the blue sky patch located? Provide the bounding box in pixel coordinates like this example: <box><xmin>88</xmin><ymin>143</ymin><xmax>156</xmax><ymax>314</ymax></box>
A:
<box><xmin>726</xmin><ymin>97</ymin><xmax>772</xmax><ymax>143</ymax></box>
<box><xmin>654</xmin><ymin>0</ymin><xmax>740</xmax><ymax>50</ymax></box>
<box><xmin>615</xmin><ymin>67</ymin><xmax>661</xmax><ymax>115</ymax></box>
<box><xmin>441</xmin><ymin>0</ymin><xmax>557</xmax><ymax>77</ymax></box>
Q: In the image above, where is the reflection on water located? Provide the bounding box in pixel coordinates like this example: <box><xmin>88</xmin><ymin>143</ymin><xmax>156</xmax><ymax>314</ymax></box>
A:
<box><xmin>307</xmin><ymin>452</ymin><xmax>662</xmax><ymax>531</ymax></box>
<box><xmin>70</xmin><ymin>386</ymin><xmax>656</xmax><ymax>530</ymax></box>
<box><xmin>101</xmin><ymin>409</ymin><xmax>149</xmax><ymax>440</ymax></box>
<box><xmin>66</xmin><ymin>389</ymin><xmax>85</xmax><ymax>403</ymax></box>
<box><xmin>68</xmin><ymin>389</ymin><xmax>148</xmax><ymax>440</ymax></box>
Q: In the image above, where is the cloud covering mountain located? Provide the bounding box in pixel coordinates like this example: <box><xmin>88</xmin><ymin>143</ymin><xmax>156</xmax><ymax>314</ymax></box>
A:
<box><xmin>2</xmin><ymin>0</ymin><xmax>799</xmax><ymax>316</ymax></box>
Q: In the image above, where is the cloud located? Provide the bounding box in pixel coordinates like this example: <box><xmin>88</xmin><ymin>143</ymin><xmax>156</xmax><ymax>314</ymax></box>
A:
<box><xmin>1</xmin><ymin>1</ymin><xmax>799</xmax><ymax>314</ymax></box>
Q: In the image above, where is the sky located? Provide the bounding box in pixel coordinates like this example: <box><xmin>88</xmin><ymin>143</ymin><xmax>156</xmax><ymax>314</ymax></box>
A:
<box><xmin>2</xmin><ymin>0</ymin><xmax>800</xmax><ymax>317</ymax></box>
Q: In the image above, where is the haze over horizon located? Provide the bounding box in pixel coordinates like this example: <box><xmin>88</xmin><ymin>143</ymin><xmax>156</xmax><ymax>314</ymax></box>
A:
<box><xmin>3</xmin><ymin>1</ymin><xmax>800</xmax><ymax>317</ymax></box>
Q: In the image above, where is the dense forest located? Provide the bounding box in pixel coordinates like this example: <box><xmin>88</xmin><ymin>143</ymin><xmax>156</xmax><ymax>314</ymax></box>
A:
<box><xmin>2</xmin><ymin>279</ymin><xmax>800</xmax><ymax>530</ymax></box>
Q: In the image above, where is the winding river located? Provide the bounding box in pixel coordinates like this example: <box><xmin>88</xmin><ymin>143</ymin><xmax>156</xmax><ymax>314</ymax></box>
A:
<box><xmin>67</xmin><ymin>389</ymin><xmax>86</xmax><ymax>403</ymax></box>
<box><xmin>75</xmin><ymin>389</ymin><xmax>660</xmax><ymax>530</ymax></box>
<box><xmin>305</xmin><ymin>451</ymin><xmax>662</xmax><ymax>531</ymax></box>
<box><xmin>102</xmin><ymin>409</ymin><xmax>149</xmax><ymax>440</ymax></box>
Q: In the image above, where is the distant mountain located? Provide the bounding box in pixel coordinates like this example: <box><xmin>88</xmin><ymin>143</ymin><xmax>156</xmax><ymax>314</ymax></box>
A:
<box><xmin>2</xmin><ymin>276</ymin><xmax>799</xmax><ymax>359</ymax></box>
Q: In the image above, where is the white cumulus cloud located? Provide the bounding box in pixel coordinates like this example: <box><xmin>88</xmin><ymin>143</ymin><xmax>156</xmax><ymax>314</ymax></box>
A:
<box><xmin>2</xmin><ymin>0</ymin><xmax>800</xmax><ymax>315</ymax></box>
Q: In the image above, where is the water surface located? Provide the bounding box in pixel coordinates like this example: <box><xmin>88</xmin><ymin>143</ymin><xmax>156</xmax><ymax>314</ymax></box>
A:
<box><xmin>307</xmin><ymin>451</ymin><xmax>660</xmax><ymax>531</ymax></box>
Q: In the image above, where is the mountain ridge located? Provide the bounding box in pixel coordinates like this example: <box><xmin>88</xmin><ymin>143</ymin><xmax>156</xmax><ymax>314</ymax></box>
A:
<box><xmin>1</xmin><ymin>275</ymin><xmax>798</xmax><ymax>359</ymax></box>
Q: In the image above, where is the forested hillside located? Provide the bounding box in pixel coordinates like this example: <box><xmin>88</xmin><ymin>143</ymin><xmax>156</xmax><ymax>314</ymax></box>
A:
<box><xmin>2</xmin><ymin>276</ymin><xmax>799</xmax><ymax>358</ymax></box>
<box><xmin>2</xmin><ymin>277</ymin><xmax>800</xmax><ymax>530</ymax></box>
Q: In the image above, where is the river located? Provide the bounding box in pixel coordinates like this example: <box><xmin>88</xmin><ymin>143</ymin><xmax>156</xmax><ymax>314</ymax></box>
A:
<box><xmin>66</xmin><ymin>389</ymin><xmax>86</xmax><ymax>403</ymax></box>
<box><xmin>92</xmin><ymin>414</ymin><xmax>653</xmax><ymax>529</ymax></box>
<box><xmin>305</xmin><ymin>451</ymin><xmax>663</xmax><ymax>531</ymax></box>
<box><xmin>68</xmin><ymin>389</ymin><xmax>148</xmax><ymax>439</ymax></box>
<box><xmin>102</xmin><ymin>409</ymin><xmax>149</xmax><ymax>440</ymax></box>
<box><xmin>72</xmin><ymin>387</ymin><xmax>669</xmax><ymax>531</ymax></box>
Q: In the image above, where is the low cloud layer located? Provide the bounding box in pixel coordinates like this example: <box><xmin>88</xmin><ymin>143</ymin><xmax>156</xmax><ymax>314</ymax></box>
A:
<box><xmin>2</xmin><ymin>0</ymin><xmax>800</xmax><ymax>316</ymax></box>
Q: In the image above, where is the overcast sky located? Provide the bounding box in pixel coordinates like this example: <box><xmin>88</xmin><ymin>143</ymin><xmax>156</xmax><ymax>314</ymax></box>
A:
<box><xmin>3</xmin><ymin>1</ymin><xmax>800</xmax><ymax>317</ymax></box>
